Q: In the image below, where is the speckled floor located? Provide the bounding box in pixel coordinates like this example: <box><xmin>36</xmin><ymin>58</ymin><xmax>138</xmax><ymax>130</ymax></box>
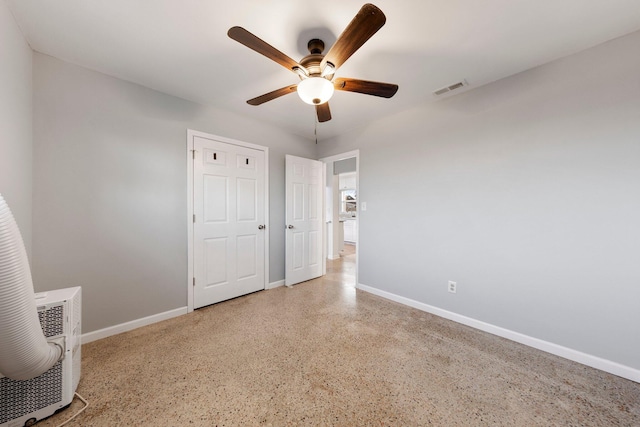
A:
<box><xmin>40</xmin><ymin>248</ymin><xmax>639</xmax><ymax>426</ymax></box>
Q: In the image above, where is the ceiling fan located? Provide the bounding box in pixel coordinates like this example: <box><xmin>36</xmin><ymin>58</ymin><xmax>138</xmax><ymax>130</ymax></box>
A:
<box><xmin>227</xmin><ymin>3</ymin><xmax>398</xmax><ymax>123</ymax></box>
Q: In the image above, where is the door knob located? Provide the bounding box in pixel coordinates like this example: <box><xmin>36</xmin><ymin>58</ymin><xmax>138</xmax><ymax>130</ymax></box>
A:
<box><xmin>287</xmin><ymin>225</ymin><xmax>294</xmax><ymax>229</ymax></box>
<box><xmin>258</xmin><ymin>224</ymin><xmax>265</xmax><ymax>230</ymax></box>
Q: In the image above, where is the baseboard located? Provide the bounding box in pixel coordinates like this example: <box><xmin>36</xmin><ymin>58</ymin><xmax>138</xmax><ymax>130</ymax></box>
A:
<box><xmin>357</xmin><ymin>283</ymin><xmax>640</xmax><ymax>383</ymax></box>
<box><xmin>267</xmin><ymin>280</ymin><xmax>285</xmax><ymax>289</ymax></box>
<box><xmin>82</xmin><ymin>280</ymin><xmax>287</xmax><ymax>343</ymax></box>
<box><xmin>82</xmin><ymin>306</ymin><xmax>188</xmax><ymax>344</ymax></box>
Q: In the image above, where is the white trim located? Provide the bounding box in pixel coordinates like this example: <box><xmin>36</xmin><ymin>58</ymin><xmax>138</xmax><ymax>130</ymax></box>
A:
<box><xmin>187</xmin><ymin>130</ymin><xmax>195</xmax><ymax>312</ymax></box>
<box><xmin>82</xmin><ymin>307</ymin><xmax>188</xmax><ymax>344</ymax></box>
<box><xmin>357</xmin><ymin>283</ymin><xmax>640</xmax><ymax>383</ymax></box>
<box><xmin>186</xmin><ymin>129</ymin><xmax>270</xmax><ymax>312</ymax></box>
<box><xmin>322</xmin><ymin>163</ymin><xmax>327</xmax><ymax>276</ymax></box>
<box><xmin>267</xmin><ymin>280</ymin><xmax>285</xmax><ymax>289</ymax></box>
<box><xmin>319</xmin><ymin>150</ymin><xmax>360</xmax><ymax>164</ymax></box>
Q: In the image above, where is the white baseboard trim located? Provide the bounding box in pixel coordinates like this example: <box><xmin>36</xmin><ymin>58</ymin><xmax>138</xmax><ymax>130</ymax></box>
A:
<box><xmin>267</xmin><ymin>280</ymin><xmax>285</xmax><ymax>290</ymax></box>
<box><xmin>357</xmin><ymin>283</ymin><xmax>640</xmax><ymax>383</ymax></box>
<box><xmin>82</xmin><ymin>306</ymin><xmax>188</xmax><ymax>344</ymax></box>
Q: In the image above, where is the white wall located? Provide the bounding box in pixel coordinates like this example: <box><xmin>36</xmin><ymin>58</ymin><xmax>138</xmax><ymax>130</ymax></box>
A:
<box><xmin>0</xmin><ymin>2</ymin><xmax>33</xmax><ymax>255</ymax></box>
<box><xmin>317</xmin><ymin>31</ymin><xmax>640</xmax><ymax>371</ymax></box>
<box><xmin>32</xmin><ymin>53</ymin><xmax>316</xmax><ymax>333</ymax></box>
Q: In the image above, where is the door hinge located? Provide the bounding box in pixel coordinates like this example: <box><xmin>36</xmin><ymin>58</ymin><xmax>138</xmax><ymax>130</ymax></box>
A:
<box><xmin>193</xmin><ymin>214</ymin><xmax>196</xmax><ymax>223</ymax></box>
<box><xmin>193</xmin><ymin>277</ymin><xmax>196</xmax><ymax>287</ymax></box>
<box><xmin>192</xmin><ymin>150</ymin><xmax>195</xmax><ymax>159</ymax></box>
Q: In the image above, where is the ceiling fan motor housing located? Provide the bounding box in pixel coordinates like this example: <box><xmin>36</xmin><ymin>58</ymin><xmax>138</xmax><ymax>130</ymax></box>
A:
<box><xmin>307</xmin><ymin>39</ymin><xmax>325</xmax><ymax>54</ymax></box>
<box><xmin>300</xmin><ymin>53</ymin><xmax>324</xmax><ymax>77</ymax></box>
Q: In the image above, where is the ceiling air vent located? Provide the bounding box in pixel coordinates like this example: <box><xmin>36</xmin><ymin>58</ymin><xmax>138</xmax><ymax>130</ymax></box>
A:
<box><xmin>433</xmin><ymin>80</ymin><xmax>468</xmax><ymax>96</ymax></box>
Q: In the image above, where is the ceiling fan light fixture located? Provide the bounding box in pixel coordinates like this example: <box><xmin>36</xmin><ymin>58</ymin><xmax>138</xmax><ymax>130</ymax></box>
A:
<box><xmin>321</xmin><ymin>62</ymin><xmax>335</xmax><ymax>78</ymax></box>
<box><xmin>228</xmin><ymin>4</ymin><xmax>397</xmax><ymax>121</ymax></box>
<box><xmin>297</xmin><ymin>77</ymin><xmax>334</xmax><ymax>105</ymax></box>
<box><xmin>293</xmin><ymin>66</ymin><xmax>309</xmax><ymax>78</ymax></box>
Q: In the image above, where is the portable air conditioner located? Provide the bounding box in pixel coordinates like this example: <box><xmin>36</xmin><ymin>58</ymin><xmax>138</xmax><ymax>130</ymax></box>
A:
<box><xmin>0</xmin><ymin>286</ymin><xmax>81</xmax><ymax>427</ymax></box>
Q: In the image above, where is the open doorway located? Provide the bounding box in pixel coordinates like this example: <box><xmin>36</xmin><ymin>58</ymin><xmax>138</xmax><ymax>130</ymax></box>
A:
<box><xmin>320</xmin><ymin>150</ymin><xmax>359</xmax><ymax>287</ymax></box>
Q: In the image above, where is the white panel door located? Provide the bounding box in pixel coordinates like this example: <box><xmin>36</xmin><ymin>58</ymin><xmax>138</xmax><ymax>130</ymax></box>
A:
<box><xmin>285</xmin><ymin>155</ymin><xmax>323</xmax><ymax>286</ymax></box>
<box><xmin>193</xmin><ymin>136</ymin><xmax>266</xmax><ymax>308</ymax></box>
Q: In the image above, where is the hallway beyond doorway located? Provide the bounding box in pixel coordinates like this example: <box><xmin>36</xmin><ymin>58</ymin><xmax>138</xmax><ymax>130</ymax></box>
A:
<box><xmin>326</xmin><ymin>243</ymin><xmax>355</xmax><ymax>287</ymax></box>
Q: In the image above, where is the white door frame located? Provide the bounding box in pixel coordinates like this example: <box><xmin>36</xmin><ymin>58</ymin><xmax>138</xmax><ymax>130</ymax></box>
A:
<box><xmin>319</xmin><ymin>149</ymin><xmax>359</xmax><ymax>286</ymax></box>
<box><xmin>186</xmin><ymin>129</ymin><xmax>269</xmax><ymax>312</ymax></box>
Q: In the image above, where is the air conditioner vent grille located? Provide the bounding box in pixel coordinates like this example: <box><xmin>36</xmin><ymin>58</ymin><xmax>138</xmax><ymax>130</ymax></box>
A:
<box><xmin>38</xmin><ymin>304</ymin><xmax>64</xmax><ymax>337</ymax></box>
<box><xmin>433</xmin><ymin>80</ymin><xmax>468</xmax><ymax>96</ymax></box>
<box><xmin>0</xmin><ymin>361</ymin><xmax>63</xmax><ymax>424</ymax></box>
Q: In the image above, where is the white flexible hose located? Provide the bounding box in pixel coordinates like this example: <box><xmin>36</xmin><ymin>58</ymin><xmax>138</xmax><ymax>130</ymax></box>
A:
<box><xmin>0</xmin><ymin>193</ymin><xmax>62</xmax><ymax>380</ymax></box>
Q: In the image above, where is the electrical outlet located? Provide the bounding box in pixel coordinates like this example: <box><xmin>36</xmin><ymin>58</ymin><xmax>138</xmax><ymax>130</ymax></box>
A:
<box><xmin>448</xmin><ymin>281</ymin><xmax>457</xmax><ymax>294</ymax></box>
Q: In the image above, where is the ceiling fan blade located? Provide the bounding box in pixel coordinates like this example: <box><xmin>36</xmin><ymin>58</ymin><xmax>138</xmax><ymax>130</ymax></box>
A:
<box><xmin>334</xmin><ymin>77</ymin><xmax>398</xmax><ymax>98</ymax></box>
<box><xmin>247</xmin><ymin>84</ymin><xmax>298</xmax><ymax>106</ymax></box>
<box><xmin>321</xmin><ymin>4</ymin><xmax>386</xmax><ymax>71</ymax></box>
<box><xmin>228</xmin><ymin>26</ymin><xmax>301</xmax><ymax>72</ymax></box>
<box><xmin>316</xmin><ymin>102</ymin><xmax>332</xmax><ymax>122</ymax></box>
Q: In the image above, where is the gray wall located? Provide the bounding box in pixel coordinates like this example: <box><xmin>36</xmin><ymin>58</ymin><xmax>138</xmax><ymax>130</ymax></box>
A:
<box><xmin>32</xmin><ymin>53</ymin><xmax>315</xmax><ymax>333</ymax></box>
<box><xmin>0</xmin><ymin>2</ymin><xmax>33</xmax><ymax>255</ymax></box>
<box><xmin>333</xmin><ymin>157</ymin><xmax>356</xmax><ymax>175</ymax></box>
<box><xmin>317</xmin><ymin>31</ymin><xmax>640</xmax><ymax>370</ymax></box>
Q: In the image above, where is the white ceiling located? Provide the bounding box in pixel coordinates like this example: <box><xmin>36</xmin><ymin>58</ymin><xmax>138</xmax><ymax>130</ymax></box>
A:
<box><xmin>7</xmin><ymin>0</ymin><xmax>640</xmax><ymax>141</ymax></box>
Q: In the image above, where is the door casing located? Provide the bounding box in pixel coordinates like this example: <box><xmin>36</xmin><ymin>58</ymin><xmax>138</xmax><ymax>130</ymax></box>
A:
<box><xmin>319</xmin><ymin>150</ymin><xmax>359</xmax><ymax>287</ymax></box>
